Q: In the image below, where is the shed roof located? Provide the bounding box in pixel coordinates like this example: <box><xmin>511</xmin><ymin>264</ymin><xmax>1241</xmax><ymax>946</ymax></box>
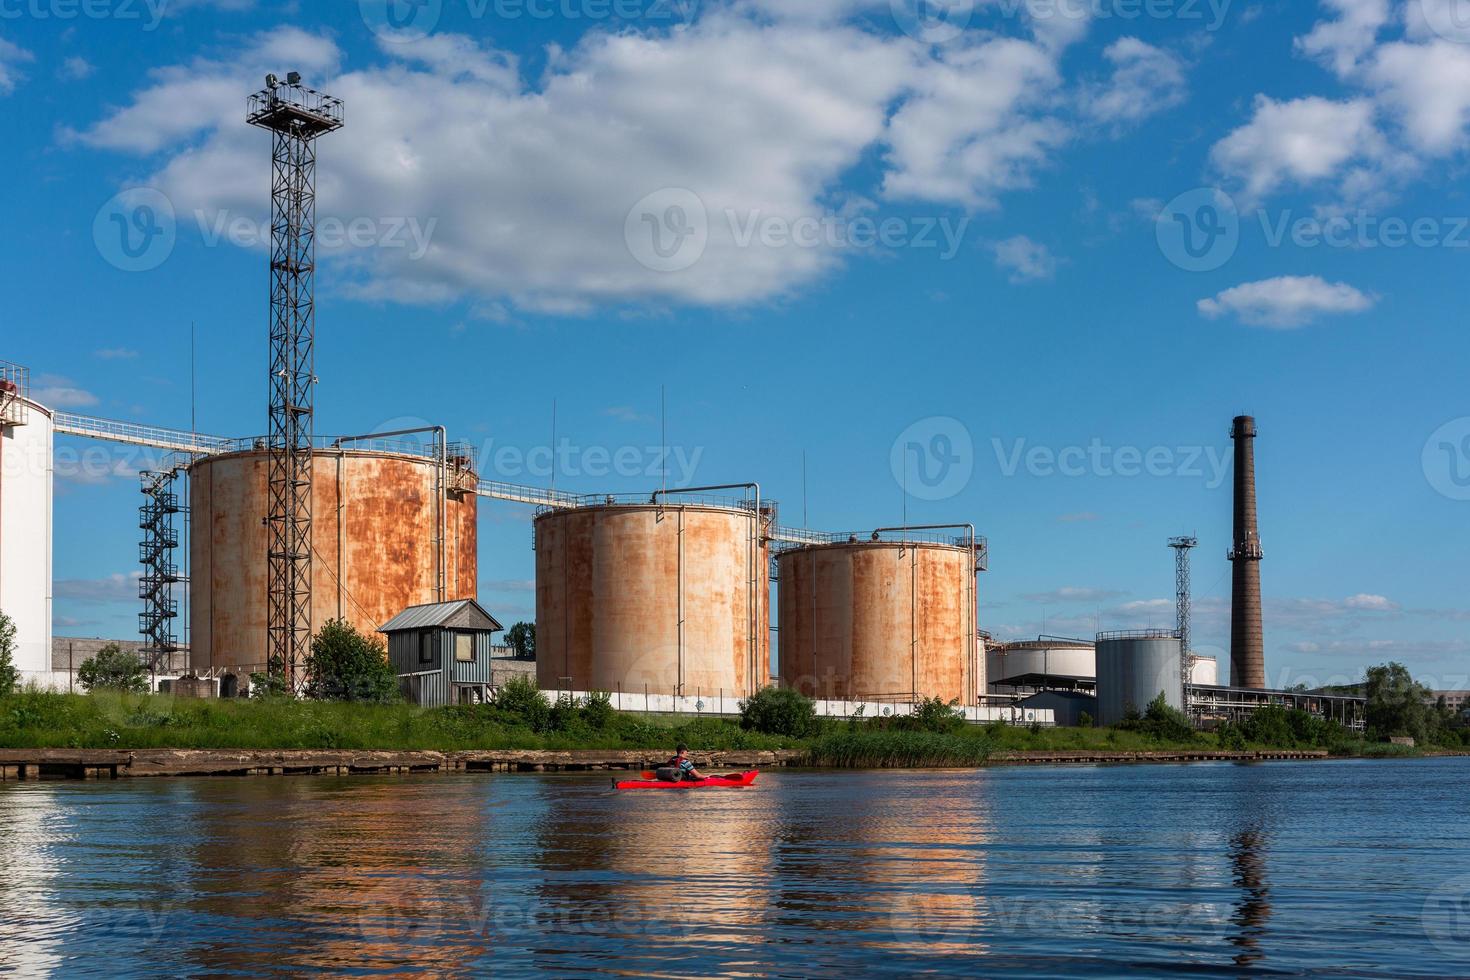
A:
<box><xmin>379</xmin><ymin>599</ymin><xmax>504</xmax><ymax>634</ymax></box>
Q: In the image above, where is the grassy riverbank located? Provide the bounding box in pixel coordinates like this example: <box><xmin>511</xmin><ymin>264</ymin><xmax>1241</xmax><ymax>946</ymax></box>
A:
<box><xmin>0</xmin><ymin>688</ymin><xmax>1434</xmax><ymax>765</ymax></box>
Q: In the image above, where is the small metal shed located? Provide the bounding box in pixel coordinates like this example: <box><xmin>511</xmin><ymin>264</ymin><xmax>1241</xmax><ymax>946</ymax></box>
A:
<box><xmin>380</xmin><ymin>599</ymin><xmax>505</xmax><ymax>707</ymax></box>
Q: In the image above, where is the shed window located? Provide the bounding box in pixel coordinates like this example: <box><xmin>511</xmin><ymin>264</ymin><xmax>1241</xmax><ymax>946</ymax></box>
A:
<box><xmin>454</xmin><ymin>633</ymin><xmax>475</xmax><ymax>663</ymax></box>
<box><xmin>419</xmin><ymin>631</ymin><xmax>433</xmax><ymax>664</ymax></box>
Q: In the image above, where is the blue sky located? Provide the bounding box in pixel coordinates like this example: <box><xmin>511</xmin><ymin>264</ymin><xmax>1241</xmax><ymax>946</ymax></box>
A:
<box><xmin>2</xmin><ymin>0</ymin><xmax>1468</xmax><ymax>688</ymax></box>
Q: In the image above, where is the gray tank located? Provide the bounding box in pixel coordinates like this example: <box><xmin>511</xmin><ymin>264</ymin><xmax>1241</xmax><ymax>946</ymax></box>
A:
<box><xmin>1095</xmin><ymin>630</ymin><xmax>1183</xmax><ymax>725</ymax></box>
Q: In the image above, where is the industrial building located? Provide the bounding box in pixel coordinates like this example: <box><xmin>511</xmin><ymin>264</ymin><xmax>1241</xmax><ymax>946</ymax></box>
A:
<box><xmin>775</xmin><ymin>528</ymin><xmax>984</xmax><ymax>706</ymax></box>
<box><xmin>381</xmin><ymin>599</ymin><xmax>504</xmax><ymax>707</ymax></box>
<box><xmin>0</xmin><ymin>72</ymin><xmax>1386</xmax><ymax>730</ymax></box>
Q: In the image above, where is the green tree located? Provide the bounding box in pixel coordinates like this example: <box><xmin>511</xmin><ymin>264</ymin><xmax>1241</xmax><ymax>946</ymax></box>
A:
<box><xmin>77</xmin><ymin>643</ymin><xmax>148</xmax><ymax>694</ymax></box>
<box><xmin>738</xmin><ymin>687</ymin><xmax>818</xmax><ymax>737</ymax></box>
<box><xmin>0</xmin><ymin>611</ymin><xmax>18</xmax><ymax>697</ymax></box>
<box><xmin>1364</xmin><ymin>662</ymin><xmax>1436</xmax><ymax>744</ymax></box>
<box><xmin>302</xmin><ymin>619</ymin><xmax>400</xmax><ymax>703</ymax></box>
<box><xmin>505</xmin><ymin>622</ymin><xmax>535</xmax><ymax>660</ymax></box>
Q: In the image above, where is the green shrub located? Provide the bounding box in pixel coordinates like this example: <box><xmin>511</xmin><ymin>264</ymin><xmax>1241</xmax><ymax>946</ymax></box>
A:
<box><xmin>77</xmin><ymin>644</ymin><xmax>148</xmax><ymax>694</ymax></box>
<box><xmin>903</xmin><ymin>697</ymin><xmax>965</xmax><ymax>734</ymax></box>
<box><xmin>303</xmin><ymin>619</ymin><xmax>399</xmax><ymax>703</ymax></box>
<box><xmin>1077</xmin><ymin>710</ymin><xmax>1093</xmax><ymax>729</ymax></box>
<box><xmin>582</xmin><ymin>691</ymin><xmax>614</xmax><ymax>730</ymax></box>
<box><xmin>739</xmin><ymin>687</ymin><xmax>818</xmax><ymax>737</ymax></box>
<box><xmin>1115</xmin><ymin>692</ymin><xmax>1196</xmax><ymax>743</ymax></box>
<box><xmin>1216</xmin><ymin>721</ymin><xmax>1247</xmax><ymax>750</ymax></box>
<box><xmin>494</xmin><ymin>676</ymin><xmax>551</xmax><ymax>732</ymax></box>
<box><xmin>0</xmin><ymin>611</ymin><xmax>18</xmax><ymax>697</ymax></box>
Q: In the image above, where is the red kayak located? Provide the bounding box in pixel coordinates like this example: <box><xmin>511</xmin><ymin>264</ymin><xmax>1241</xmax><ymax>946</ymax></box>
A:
<box><xmin>614</xmin><ymin>770</ymin><xmax>759</xmax><ymax>791</ymax></box>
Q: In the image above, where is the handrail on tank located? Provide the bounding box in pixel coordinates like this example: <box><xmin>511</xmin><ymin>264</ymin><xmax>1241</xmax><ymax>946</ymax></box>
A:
<box><xmin>1095</xmin><ymin>628</ymin><xmax>1181</xmax><ymax>641</ymax></box>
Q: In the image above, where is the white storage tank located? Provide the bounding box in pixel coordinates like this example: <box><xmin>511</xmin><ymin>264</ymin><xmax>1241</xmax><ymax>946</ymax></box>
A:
<box><xmin>0</xmin><ymin>370</ymin><xmax>53</xmax><ymax>678</ymax></box>
<box><xmin>1095</xmin><ymin>630</ymin><xmax>1182</xmax><ymax>726</ymax></box>
<box><xmin>1190</xmin><ymin>654</ymin><xmax>1219</xmax><ymax>687</ymax></box>
<box><xmin>987</xmin><ymin>637</ymin><xmax>1095</xmax><ymax>689</ymax></box>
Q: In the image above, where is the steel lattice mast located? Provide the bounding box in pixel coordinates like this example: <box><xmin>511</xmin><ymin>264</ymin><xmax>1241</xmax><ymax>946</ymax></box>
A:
<box><xmin>1169</xmin><ymin>536</ymin><xmax>1197</xmax><ymax>704</ymax></box>
<box><xmin>248</xmin><ymin>73</ymin><xmax>343</xmax><ymax>688</ymax></box>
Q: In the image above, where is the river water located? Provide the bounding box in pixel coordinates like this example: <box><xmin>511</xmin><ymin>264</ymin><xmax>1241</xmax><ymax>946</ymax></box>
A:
<box><xmin>1</xmin><ymin>757</ymin><xmax>1466</xmax><ymax>977</ymax></box>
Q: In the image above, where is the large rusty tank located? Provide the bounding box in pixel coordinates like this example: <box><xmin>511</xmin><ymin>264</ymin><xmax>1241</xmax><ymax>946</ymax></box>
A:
<box><xmin>189</xmin><ymin>446</ymin><xmax>477</xmax><ymax>674</ymax></box>
<box><xmin>534</xmin><ymin>491</ymin><xmax>772</xmax><ymax>698</ymax></box>
<box><xmin>777</xmin><ymin>530</ymin><xmax>982</xmax><ymax>705</ymax></box>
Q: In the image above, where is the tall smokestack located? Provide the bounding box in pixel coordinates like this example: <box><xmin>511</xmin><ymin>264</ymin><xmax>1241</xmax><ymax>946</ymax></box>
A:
<box><xmin>1229</xmin><ymin>415</ymin><xmax>1265</xmax><ymax>688</ymax></box>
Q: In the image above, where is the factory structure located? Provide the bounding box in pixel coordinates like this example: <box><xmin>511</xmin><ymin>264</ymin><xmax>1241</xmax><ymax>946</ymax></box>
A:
<box><xmin>0</xmin><ymin>74</ymin><xmax>1367</xmax><ymax>728</ymax></box>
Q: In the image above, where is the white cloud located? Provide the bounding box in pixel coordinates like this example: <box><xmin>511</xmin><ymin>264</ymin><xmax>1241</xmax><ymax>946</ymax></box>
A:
<box><xmin>1210</xmin><ymin>95</ymin><xmax>1382</xmax><ymax>201</ymax></box>
<box><xmin>0</xmin><ymin>36</ymin><xmax>34</xmax><ymax>96</ymax></box>
<box><xmin>1367</xmin><ymin>39</ymin><xmax>1470</xmax><ymax>156</ymax></box>
<box><xmin>1198</xmin><ymin>275</ymin><xmax>1376</xmax><ymax>327</ymax></box>
<box><xmin>59</xmin><ymin>56</ymin><xmax>94</xmax><ymax>82</ymax></box>
<box><xmin>1295</xmin><ymin>0</ymin><xmax>1390</xmax><ymax>76</ymax></box>
<box><xmin>54</xmin><ymin>572</ymin><xmax>141</xmax><ymax>603</ymax></box>
<box><xmin>883</xmin><ymin>37</ymin><xmax>1068</xmax><ymax>208</ymax></box>
<box><xmin>991</xmin><ymin>235</ymin><xmax>1056</xmax><ymax>282</ymax></box>
<box><xmin>93</xmin><ymin>348</ymin><xmax>139</xmax><ymax>360</ymax></box>
<box><xmin>32</xmin><ymin>374</ymin><xmax>99</xmax><ymax>409</ymax></box>
<box><xmin>1344</xmin><ymin>593</ymin><xmax>1400</xmax><ymax>611</ymax></box>
<box><xmin>1082</xmin><ymin>38</ymin><xmax>1187</xmax><ymax>128</ymax></box>
<box><xmin>1019</xmin><ymin>587</ymin><xmax>1128</xmax><ymax>604</ymax></box>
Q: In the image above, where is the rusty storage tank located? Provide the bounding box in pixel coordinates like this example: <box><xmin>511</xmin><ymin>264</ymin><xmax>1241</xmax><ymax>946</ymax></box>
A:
<box><xmin>1094</xmin><ymin>629</ymin><xmax>1183</xmax><ymax>725</ymax></box>
<box><xmin>189</xmin><ymin>444</ymin><xmax>478</xmax><ymax>674</ymax></box>
<box><xmin>535</xmin><ymin>488</ymin><xmax>773</xmax><ymax>698</ymax></box>
<box><xmin>777</xmin><ymin>528</ymin><xmax>983</xmax><ymax>706</ymax></box>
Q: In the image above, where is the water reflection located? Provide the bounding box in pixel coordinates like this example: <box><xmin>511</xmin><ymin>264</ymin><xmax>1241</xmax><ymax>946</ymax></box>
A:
<box><xmin>0</xmin><ymin>761</ymin><xmax>1466</xmax><ymax>978</ymax></box>
<box><xmin>1227</xmin><ymin>828</ymin><xmax>1272</xmax><ymax>967</ymax></box>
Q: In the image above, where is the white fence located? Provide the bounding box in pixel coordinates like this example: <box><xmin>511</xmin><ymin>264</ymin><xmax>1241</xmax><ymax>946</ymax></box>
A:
<box><xmin>550</xmin><ymin>689</ymin><xmax>1054</xmax><ymax>727</ymax></box>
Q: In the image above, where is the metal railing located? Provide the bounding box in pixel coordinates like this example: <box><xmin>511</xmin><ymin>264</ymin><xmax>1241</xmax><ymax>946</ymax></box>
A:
<box><xmin>53</xmin><ymin>413</ymin><xmax>236</xmax><ymax>455</ymax></box>
<box><xmin>1096</xmin><ymin>629</ymin><xmax>1181</xmax><ymax>641</ymax></box>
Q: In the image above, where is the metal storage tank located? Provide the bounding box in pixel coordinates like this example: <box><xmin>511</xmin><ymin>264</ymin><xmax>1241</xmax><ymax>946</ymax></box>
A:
<box><xmin>1095</xmin><ymin>629</ymin><xmax>1183</xmax><ymax>725</ymax></box>
<box><xmin>0</xmin><ymin>370</ymin><xmax>52</xmax><ymax>677</ymax></box>
<box><xmin>987</xmin><ymin>637</ymin><xmax>1095</xmax><ymax>688</ymax></box>
<box><xmin>776</xmin><ymin>528</ymin><xmax>982</xmax><ymax>706</ymax></box>
<box><xmin>535</xmin><ymin>489</ymin><xmax>772</xmax><ymax>698</ymax></box>
<box><xmin>190</xmin><ymin>445</ymin><xmax>477</xmax><ymax>674</ymax></box>
<box><xmin>1190</xmin><ymin>654</ymin><xmax>1219</xmax><ymax>686</ymax></box>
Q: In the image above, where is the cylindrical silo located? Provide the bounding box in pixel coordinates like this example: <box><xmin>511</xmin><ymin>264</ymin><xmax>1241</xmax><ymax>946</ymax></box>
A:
<box><xmin>189</xmin><ymin>447</ymin><xmax>478</xmax><ymax>675</ymax></box>
<box><xmin>0</xmin><ymin>387</ymin><xmax>53</xmax><ymax>677</ymax></box>
<box><xmin>986</xmin><ymin>638</ymin><xmax>1095</xmax><ymax>689</ymax></box>
<box><xmin>1190</xmin><ymin>654</ymin><xmax>1219</xmax><ymax>687</ymax></box>
<box><xmin>1095</xmin><ymin>630</ymin><xmax>1183</xmax><ymax>725</ymax></box>
<box><xmin>776</xmin><ymin>534</ymin><xmax>981</xmax><ymax>706</ymax></box>
<box><xmin>535</xmin><ymin>500</ymin><xmax>772</xmax><ymax>698</ymax></box>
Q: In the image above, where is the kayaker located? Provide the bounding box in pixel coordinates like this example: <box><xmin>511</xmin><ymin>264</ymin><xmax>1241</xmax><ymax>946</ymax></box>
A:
<box><xmin>657</xmin><ymin>744</ymin><xmax>707</xmax><ymax>783</ymax></box>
